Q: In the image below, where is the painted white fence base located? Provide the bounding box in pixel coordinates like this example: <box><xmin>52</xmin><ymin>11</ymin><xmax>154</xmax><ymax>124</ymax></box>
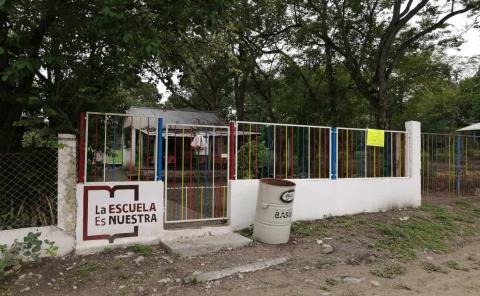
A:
<box><xmin>229</xmin><ymin>178</ymin><xmax>421</xmax><ymax>230</ymax></box>
<box><xmin>0</xmin><ymin>226</ymin><xmax>75</xmax><ymax>258</ymax></box>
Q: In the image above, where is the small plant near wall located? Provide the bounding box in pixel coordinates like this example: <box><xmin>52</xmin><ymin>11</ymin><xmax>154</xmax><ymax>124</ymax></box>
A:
<box><xmin>238</xmin><ymin>139</ymin><xmax>272</xmax><ymax>179</ymax></box>
<box><xmin>0</xmin><ymin>232</ymin><xmax>58</xmax><ymax>282</ymax></box>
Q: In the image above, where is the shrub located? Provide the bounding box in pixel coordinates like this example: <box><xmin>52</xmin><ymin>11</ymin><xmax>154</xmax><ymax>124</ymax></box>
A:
<box><xmin>0</xmin><ymin>232</ymin><xmax>58</xmax><ymax>282</ymax></box>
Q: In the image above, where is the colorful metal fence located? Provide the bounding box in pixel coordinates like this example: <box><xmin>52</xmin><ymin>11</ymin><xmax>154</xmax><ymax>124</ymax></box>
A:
<box><xmin>235</xmin><ymin>121</ymin><xmax>331</xmax><ymax>179</ymax></box>
<box><xmin>422</xmin><ymin>133</ymin><xmax>480</xmax><ymax>199</ymax></box>
<box><xmin>336</xmin><ymin>128</ymin><xmax>407</xmax><ymax>178</ymax></box>
<box><xmin>164</xmin><ymin>124</ymin><xmax>229</xmax><ymax>223</ymax></box>
<box><xmin>82</xmin><ymin>112</ymin><xmax>162</xmax><ymax>183</ymax></box>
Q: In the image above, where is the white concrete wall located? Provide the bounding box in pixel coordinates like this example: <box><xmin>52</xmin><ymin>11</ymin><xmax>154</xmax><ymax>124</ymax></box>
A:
<box><xmin>0</xmin><ymin>226</ymin><xmax>75</xmax><ymax>257</ymax></box>
<box><xmin>229</xmin><ymin>121</ymin><xmax>421</xmax><ymax>230</ymax></box>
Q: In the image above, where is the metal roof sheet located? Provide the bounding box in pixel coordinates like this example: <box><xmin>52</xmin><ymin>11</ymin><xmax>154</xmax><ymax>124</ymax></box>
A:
<box><xmin>126</xmin><ymin>107</ymin><xmax>226</xmax><ymax>126</ymax></box>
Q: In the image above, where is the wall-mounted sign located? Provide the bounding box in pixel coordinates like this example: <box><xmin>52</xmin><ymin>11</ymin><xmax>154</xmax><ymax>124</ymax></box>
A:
<box><xmin>367</xmin><ymin>129</ymin><xmax>385</xmax><ymax>147</ymax></box>
<box><xmin>82</xmin><ymin>184</ymin><xmax>161</xmax><ymax>243</ymax></box>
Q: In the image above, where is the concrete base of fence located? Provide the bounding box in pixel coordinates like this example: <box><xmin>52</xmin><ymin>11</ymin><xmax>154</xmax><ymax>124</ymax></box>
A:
<box><xmin>229</xmin><ymin>177</ymin><xmax>421</xmax><ymax>230</ymax></box>
<box><xmin>0</xmin><ymin>226</ymin><xmax>75</xmax><ymax>257</ymax></box>
<box><xmin>75</xmin><ymin>226</ymin><xmax>235</xmax><ymax>255</ymax></box>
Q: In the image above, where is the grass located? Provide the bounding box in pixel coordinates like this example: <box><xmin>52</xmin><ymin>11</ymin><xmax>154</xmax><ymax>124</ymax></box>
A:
<box><xmin>291</xmin><ymin>221</ymin><xmax>327</xmax><ymax>237</ymax></box>
<box><xmin>325</xmin><ymin>278</ymin><xmax>338</xmax><ymax>286</ymax></box>
<box><xmin>370</xmin><ymin>263</ymin><xmax>406</xmax><ymax>278</ymax></box>
<box><xmin>129</xmin><ymin>244</ymin><xmax>154</xmax><ymax>256</ymax></box>
<box><xmin>445</xmin><ymin>260</ymin><xmax>470</xmax><ymax>272</ymax></box>
<box><xmin>421</xmin><ymin>261</ymin><xmax>448</xmax><ymax>273</ymax></box>
<box><xmin>290</xmin><ymin>201</ymin><xmax>480</xmax><ymax>262</ymax></box>
<box><xmin>394</xmin><ymin>283</ymin><xmax>412</xmax><ymax>290</ymax></box>
<box><xmin>238</xmin><ymin>227</ymin><xmax>253</xmax><ymax>238</ymax></box>
<box><xmin>69</xmin><ymin>262</ymin><xmax>100</xmax><ymax>279</ymax></box>
<box><xmin>374</xmin><ymin>203</ymin><xmax>478</xmax><ymax>261</ymax></box>
<box><xmin>316</xmin><ymin>258</ymin><xmax>337</xmax><ymax>269</ymax></box>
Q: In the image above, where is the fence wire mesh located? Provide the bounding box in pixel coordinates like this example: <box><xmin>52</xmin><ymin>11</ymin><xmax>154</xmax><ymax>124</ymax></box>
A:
<box><xmin>0</xmin><ymin>149</ymin><xmax>58</xmax><ymax>230</ymax></box>
<box><xmin>422</xmin><ymin>133</ymin><xmax>480</xmax><ymax>200</ymax></box>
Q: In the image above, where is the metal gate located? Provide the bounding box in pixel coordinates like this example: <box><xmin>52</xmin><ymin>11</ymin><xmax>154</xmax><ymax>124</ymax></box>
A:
<box><xmin>164</xmin><ymin>124</ymin><xmax>230</xmax><ymax>223</ymax></box>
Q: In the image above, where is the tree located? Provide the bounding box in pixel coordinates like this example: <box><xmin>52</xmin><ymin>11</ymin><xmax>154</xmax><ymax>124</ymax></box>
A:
<box><xmin>0</xmin><ymin>0</ymin><xmax>180</xmax><ymax>151</ymax></box>
<box><xmin>301</xmin><ymin>0</ymin><xmax>479</xmax><ymax>127</ymax></box>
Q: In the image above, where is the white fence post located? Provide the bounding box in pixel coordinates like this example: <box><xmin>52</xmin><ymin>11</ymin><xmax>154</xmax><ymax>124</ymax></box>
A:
<box><xmin>58</xmin><ymin>133</ymin><xmax>77</xmax><ymax>234</ymax></box>
<box><xmin>405</xmin><ymin>121</ymin><xmax>421</xmax><ymax>205</ymax></box>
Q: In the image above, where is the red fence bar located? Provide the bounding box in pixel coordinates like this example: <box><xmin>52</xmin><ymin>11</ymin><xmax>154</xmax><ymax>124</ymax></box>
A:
<box><xmin>229</xmin><ymin>122</ymin><xmax>236</xmax><ymax>180</ymax></box>
<box><xmin>78</xmin><ymin>112</ymin><xmax>86</xmax><ymax>183</ymax></box>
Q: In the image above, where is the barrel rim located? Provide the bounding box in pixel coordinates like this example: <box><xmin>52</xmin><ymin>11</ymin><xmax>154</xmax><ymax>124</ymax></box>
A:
<box><xmin>259</xmin><ymin>178</ymin><xmax>296</xmax><ymax>187</ymax></box>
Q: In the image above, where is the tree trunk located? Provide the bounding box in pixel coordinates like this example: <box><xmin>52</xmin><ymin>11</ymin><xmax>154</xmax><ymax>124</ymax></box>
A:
<box><xmin>374</xmin><ymin>81</ymin><xmax>388</xmax><ymax>129</ymax></box>
<box><xmin>234</xmin><ymin>43</ymin><xmax>247</xmax><ymax>121</ymax></box>
<box><xmin>234</xmin><ymin>75</ymin><xmax>246</xmax><ymax>121</ymax></box>
<box><xmin>0</xmin><ymin>103</ymin><xmax>23</xmax><ymax>152</ymax></box>
<box><xmin>321</xmin><ymin>0</ymin><xmax>337</xmax><ymax>126</ymax></box>
<box><xmin>325</xmin><ymin>44</ymin><xmax>337</xmax><ymax>125</ymax></box>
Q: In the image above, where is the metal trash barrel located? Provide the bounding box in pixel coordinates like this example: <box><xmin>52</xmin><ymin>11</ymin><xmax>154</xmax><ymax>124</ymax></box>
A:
<box><xmin>253</xmin><ymin>179</ymin><xmax>296</xmax><ymax>244</ymax></box>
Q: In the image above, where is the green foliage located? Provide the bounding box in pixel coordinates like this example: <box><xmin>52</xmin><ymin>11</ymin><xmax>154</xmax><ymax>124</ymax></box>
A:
<box><xmin>291</xmin><ymin>221</ymin><xmax>327</xmax><ymax>237</ymax></box>
<box><xmin>370</xmin><ymin>263</ymin><xmax>406</xmax><ymax>279</ymax></box>
<box><xmin>68</xmin><ymin>262</ymin><xmax>100</xmax><ymax>279</ymax></box>
<box><xmin>316</xmin><ymin>258</ymin><xmax>337</xmax><ymax>269</ymax></box>
<box><xmin>0</xmin><ymin>0</ymin><xmax>479</xmax><ymax>153</ymax></box>
<box><xmin>375</xmin><ymin>203</ymin><xmax>480</xmax><ymax>261</ymax></box>
<box><xmin>0</xmin><ymin>232</ymin><xmax>58</xmax><ymax>282</ymax></box>
<box><xmin>445</xmin><ymin>260</ymin><xmax>469</xmax><ymax>272</ymax></box>
<box><xmin>325</xmin><ymin>278</ymin><xmax>338</xmax><ymax>286</ymax></box>
<box><xmin>20</xmin><ymin>129</ymin><xmax>59</xmax><ymax>149</ymax></box>
<box><xmin>375</xmin><ymin>217</ymin><xmax>451</xmax><ymax>260</ymax></box>
<box><xmin>421</xmin><ymin>261</ymin><xmax>448</xmax><ymax>274</ymax></box>
<box><xmin>237</xmin><ymin>139</ymin><xmax>272</xmax><ymax>178</ymax></box>
<box><xmin>129</xmin><ymin>244</ymin><xmax>154</xmax><ymax>256</ymax></box>
<box><xmin>0</xmin><ymin>150</ymin><xmax>57</xmax><ymax>229</ymax></box>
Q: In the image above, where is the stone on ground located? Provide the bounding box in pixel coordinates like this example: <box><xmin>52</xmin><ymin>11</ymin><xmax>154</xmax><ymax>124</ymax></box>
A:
<box><xmin>186</xmin><ymin>256</ymin><xmax>288</xmax><ymax>283</ymax></box>
<box><xmin>162</xmin><ymin>232</ymin><xmax>252</xmax><ymax>258</ymax></box>
<box><xmin>341</xmin><ymin>276</ymin><xmax>364</xmax><ymax>284</ymax></box>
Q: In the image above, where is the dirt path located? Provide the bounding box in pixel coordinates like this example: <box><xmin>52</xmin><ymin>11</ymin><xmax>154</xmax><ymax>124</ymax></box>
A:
<box><xmin>3</xmin><ymin>199</ymin><xmax>480</xmax><ymax>296</ymax></box>
<box><xmin>182</xmin><ymin>240</ymin><xmax>480</xmax><ymax>296</ymax></box>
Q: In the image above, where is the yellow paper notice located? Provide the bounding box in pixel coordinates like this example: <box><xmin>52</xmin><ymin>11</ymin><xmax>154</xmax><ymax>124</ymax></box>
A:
<box><xmin>367</xmin><ymin>129</ymin><xmax>385</xmax><ymax>147</ymax></box>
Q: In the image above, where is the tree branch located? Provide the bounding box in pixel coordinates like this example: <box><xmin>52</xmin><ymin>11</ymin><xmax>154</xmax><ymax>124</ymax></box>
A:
<box><xmin>144</xmin><ymin>63</ymin><xmax>196</xmax><ymax>109</ymax></box>
<box><xmin>387</xmin><ymin>5</ymin><xmax>474</xmax><ymax>78</ymax></box>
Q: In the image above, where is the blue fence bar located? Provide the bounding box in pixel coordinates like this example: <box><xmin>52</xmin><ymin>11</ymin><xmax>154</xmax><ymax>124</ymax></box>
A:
<box><xmin>156</xmin><ymin>118</ymin><xmax>163</xmax><ymax>181</ymax></box>
<box><xmin>331</xmin><ymin>127</ymin><xmax>337</xmax><ymax>180</ymax></box>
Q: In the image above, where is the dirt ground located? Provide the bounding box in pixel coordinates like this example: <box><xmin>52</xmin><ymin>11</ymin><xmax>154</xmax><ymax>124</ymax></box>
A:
<box><xmin>2</xmin><ymin>198</ymin><xmax>480</xmax><ymax>296</ymax></box>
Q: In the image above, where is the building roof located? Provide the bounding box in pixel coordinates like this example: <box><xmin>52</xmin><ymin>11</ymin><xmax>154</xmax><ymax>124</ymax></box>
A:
<box><xmin>457</xmin><ymin>123</ymin><xmax>480</xmax><ymax>132</ymax></box>
<box><xmin>126</xmin><ymin>107</ymin><xmax>226</xmax><ymax>126</ymax></box>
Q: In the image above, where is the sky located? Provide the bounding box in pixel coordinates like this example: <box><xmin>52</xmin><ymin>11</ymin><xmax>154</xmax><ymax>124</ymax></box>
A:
<box><xmin>447</xmin><ymin>13</ymin><xmax>480</xmax><ymax>57</ymax></box>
